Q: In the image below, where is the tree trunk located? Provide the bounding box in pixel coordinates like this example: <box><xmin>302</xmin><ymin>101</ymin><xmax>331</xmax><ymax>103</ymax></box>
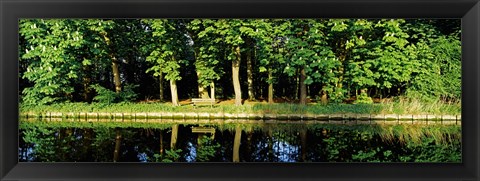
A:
<box><xmin>197</xmin><ymin>133</ymin><xmax>204</xmax><ymax>150</ymax></box>
<box><xmin>82</xmin><ymin>64</ymin><xmax>92</xmax><ymax>102</ymax></box>
<box><xmin>113</xmin><ymin>129</ymin><xmax>122</xmax><ymax>162</ymax></box>
<box><xmin>170</xmin><ymin>124</ymin><xmax>179</xmax><ymax>149</ymax></box>
<box><xmin>112</xmin><ymin>57</ymin><xmax>122</xmax><ymax>93</ymax></box>
<box><xmin>210</xmin><ymin>82</ymin><xmax>215</xmax><ymax>100</ymax></box>
<box><xmin>159</xmin><ymin>130</ymin><xmax>164</xmax><ymax>156</ymax></box>
<box><xmin>197</xmin><ymin>76</ymin><xmax>210</xmax><ymax>99</ymax></box>
<box><xmin>232</xmin><ymin>46</ymin><xmax>242</xmax><ymax>106</ymax></box>
<box><xmin>233</xmin><ymin>125</ymin><xmax>242</xmax><ymax>162</ymax></box>
<box><xmin>159</xmin><ymin>74</ymin><xmax>164</xmax><ymax>102</ymax></box>
<box><xmin>268</xmin><ymin>69</ymin><xmax>274</xmax><ymax>104</ymax></box>
<box><xmin>198</xmin><ymin>86</ymin><xmax>210</xmax><ymax>99</ymax></box>
<box><xmin>170</xmin><ymin>79</ymin><xmax>179</xmax><ymax>106</ymax></box>
<box><xmin>246</xmin><ymin>131</ymin><xmax>253</xmax><ymax>162</ymax></box>
<box><xmin>103</xmin><ymin>33</ymin><xmax>122</xmax><ymax>94</ymax></box>
<box><xmin>196</xmin><ymin>71</ymin><xmax>210</xmax><ymax>99</ymax></box>
<box><xmin>82</xmin><ymin>129</ymin><xmax>93</xmax><ymax>158</ymax></box>
<box><xmin>321</xmin><ymin>86</ymin><xmax>328</xmax><ymax>104</ymax></box>
<box><xmin>267</xmin><ymin>126</ymin><xmax>274</xmax><ymax>161</ymax></box>
<box><xmin>299</xmin><ymin>66</ymin><xmax>307</xmax><ymax>105</ymax></box>
<box><xmin>246</xmin><ymin>46</ymin><xmax>254</xmax><ymax>101</ymax></box>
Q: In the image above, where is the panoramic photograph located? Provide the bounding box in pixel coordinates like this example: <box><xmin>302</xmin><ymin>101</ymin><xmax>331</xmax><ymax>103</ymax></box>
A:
<box><xmin>18</xmin><ymin>19</ymin><xmax>461</xmax><ymax>162</ymax></box>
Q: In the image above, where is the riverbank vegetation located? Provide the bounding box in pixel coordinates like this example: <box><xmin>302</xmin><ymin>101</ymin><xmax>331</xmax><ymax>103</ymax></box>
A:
<box><xmin>20</xmin><ymin>97</ymin><xmax>460</xmax><ymax>115</ymax></box>
<box><xmin>19</xmin><ymin>19</ymin><xmax>461</xmax><ymax>112</ymax></box>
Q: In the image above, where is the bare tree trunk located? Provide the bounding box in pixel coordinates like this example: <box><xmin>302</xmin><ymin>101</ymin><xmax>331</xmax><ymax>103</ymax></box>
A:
<box><xmin>246</xmin><ymin>46</ymin><xmax>254</xmax><ymax>101</ymax></box>
<box><xmin>232</xmin><ymin>46</ymin><xmax>242</xmax><ymax>106</ymax></box>
<box><xmin>170</xmin><ymin>124</ymin><xmax>179</xmax><ymax>149</ymax></box>
<box><xmin>159</xmin><ymin>74</ymin><xmax>164</xmax><ymax>102</ymax></box>
<box><xmin>210</xmin><ymin>82</ymin><xmax>215</xmax><ymax>100</ymax></box>
<box><xmin>102</xmin><ymin>33</ymin><xmax>122</xmax><ymax>94</ymax></box>
<box><xmin>197</xmin><ymin>133</ymin><xmax>204</xmax><ymax>150</ymax></box>
<box><xmin>295</xmin><ymin>69</ymin><xmax>299</xmax><ymax>102</ymax></box>
<box><xmin>197</xmin><ymin>72</ymin><xmax>210</xmax><ymax>99</ymax></box>
<box><xmin>321</xmin><ymin>86</ymin><xmax>328</xmax><ymax>104</ymax></box>
<box><xmin>82</xmin><ymin>64</ymin><xmax>92</xmax><ymax>102</ymax></box>
<box><xmin>268</xmin><ymin>70</ymin><xmax>274</xmax><ymax>104</ymax></box>
<box><xmin>198</xmin><ymin>86</ymin><xmax>210</xmax><ymax>99</ymax></box>
<box><xmin>233</xmin><ymin>125</ymin><xmax>242</xmax><ymax>162</ymax></box>
<box><xmin>299</xmin><ymin>66</ymin><xmax>307</xmax><ymax>105</ymax></box>
<box><xmin>113</xmin><ymin>129</ymin><xmax>122</xmax><ymax>162</ymax></box>
<box><xmin>170</xmin><ymin>80</ymin><xmax>179</xmax><ymax>106</ymax></box>
<box><xmin>159</xmin><ymin>130</ymin><xmax>164</xmax><ymax>156</ymax></box>
<box><xmin>112</xmin><ymin>57</ymin><xmax>122</xmax><ymax>93</ymax></box>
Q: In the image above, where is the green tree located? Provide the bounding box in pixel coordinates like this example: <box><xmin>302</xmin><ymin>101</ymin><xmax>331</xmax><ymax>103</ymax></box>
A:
<box><xmin>20</xmin><ymin>19</ymin><xmax>85</xmax><ymax>105</ymax></box>
<box><xmin>144</xmin><ymin>19</ymin><xmax>190</xmax><ymax>106</ymax></box>
<box><xmin>187</xmin><ymin>19</ymin><xmax>223</xmax><ymax>99</ymax></box>
<box><xmin>213</xmin><ymin>19</ymin><xmax>257</xmax><ymax>106</ymax></box>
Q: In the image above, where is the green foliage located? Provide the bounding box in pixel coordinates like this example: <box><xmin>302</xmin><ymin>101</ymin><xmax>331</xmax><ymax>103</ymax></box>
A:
<box><xmin>195</xmin><ymin>135</ymin><xmax>221</xmax><ymax>162</ymax></box>
<box><xmin>355</xmin><ymin>92</ymin><xmax>373</xmax><ymax>104</ymax></box>
<box><xmin>118</xmin><ymin>84</ymin><xmax>140</xmax><ymax>102</ymax></box>
<box><xmin>91</xmin><ymin>84</ymin><xmax>117</xmax><ymax>104</ymax></box>
<box><xmin>153</xmin><ymin>149</ymin><xmax>182</xmax><ymax>162</ymax></box>
<box><xmin>22</xmin><ymin>126</ymin><xmax>57</xmax><ymax>161</ymax></box>
<box><xmin>20</xmin><ymin>122</ymin><xmax>461</xmax><ymax>163</ymax></box>
<box><xmin>19</xmin><ymin>19</ymin><xmax>461</xmax><ymax>110</ymax></box>
<box><xmin>144</xmin><ymin>19</ymin><xmax>189</xmax><ymax>81</ymax></box>
<box><xmin>91</xmin><ymin>84</ymin><xmax>139</xmax><ymax>104</ymax></box>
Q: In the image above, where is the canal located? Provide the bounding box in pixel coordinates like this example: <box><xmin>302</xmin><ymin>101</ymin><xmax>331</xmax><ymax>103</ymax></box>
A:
<box><xmin>19</xmin><ymin>118</ymin><xmax>462</xmax><ymax>163</ymax></box>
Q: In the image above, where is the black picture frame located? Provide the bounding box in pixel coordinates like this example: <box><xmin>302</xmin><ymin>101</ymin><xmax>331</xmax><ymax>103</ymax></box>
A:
<box><xmin>1</xmin><ymin>0</ymin><xmax>479</xmax><ymax>180</ymax></box>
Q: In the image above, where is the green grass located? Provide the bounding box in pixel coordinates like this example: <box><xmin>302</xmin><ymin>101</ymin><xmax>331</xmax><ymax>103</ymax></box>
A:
<box><xmin>19</xmin><ymin>99</ymin><xmax>461</xmax><ymax>116</ymax></box>
<box><xmin>380</xmin><ymin>96</ymin><xmax>461</xmax><ymax>115</ymax></box>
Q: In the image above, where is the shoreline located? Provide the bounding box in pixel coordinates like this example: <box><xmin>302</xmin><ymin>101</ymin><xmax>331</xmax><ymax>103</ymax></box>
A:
<box><xmin>20</xmin><ymin>112</ymin><xmax>461</xmax><ymax>125</ymax></box>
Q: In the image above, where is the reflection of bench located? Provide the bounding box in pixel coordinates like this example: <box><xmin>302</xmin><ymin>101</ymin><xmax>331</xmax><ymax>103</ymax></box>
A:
<box><xmin>191</xmin><ymin>98</ymin><xmax>215</xmax><ymax>108</ymax></box>
<box><xmin>191</xmin><ymin>127</ymin><xmax>216</xmax><ymax>134</ymax></box>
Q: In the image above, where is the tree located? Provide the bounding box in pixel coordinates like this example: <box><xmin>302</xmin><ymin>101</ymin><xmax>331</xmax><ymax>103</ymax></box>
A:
<box><xmin>214</xmin><ymin>19</ymin><xmax>257</xmax><ymax>106</ymax></box>
<box><xmin>283</xmin><ymin>19</ymin><xmax>337</xmax><ymax>105</ymax></box>
<box><xmin>20</xmin><ymin>19</ymin><xmax>86</xmax><ymax>105</ymax></box>
<box><xmin>144</xmin><ymin>19</ymin><xmax>190</xmax><ymax>106</ymax></box>
<box><xmin>187</xmin><ymin>19</ymin><xmax>223</xmax><ymax>99</ymax></box>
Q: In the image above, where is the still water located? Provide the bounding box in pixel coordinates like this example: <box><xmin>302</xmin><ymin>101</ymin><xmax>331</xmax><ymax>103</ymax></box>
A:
<box><xmin>19</xmin><ymin>119</ymin><xmax>462</xmax><ymax>162</ymax></box>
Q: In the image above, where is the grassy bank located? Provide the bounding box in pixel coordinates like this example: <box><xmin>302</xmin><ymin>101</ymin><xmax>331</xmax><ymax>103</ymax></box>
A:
<box><xmin>20</xmin><ymin>98</ymin><xmax>461</xmax><ymax>116</ymax></box>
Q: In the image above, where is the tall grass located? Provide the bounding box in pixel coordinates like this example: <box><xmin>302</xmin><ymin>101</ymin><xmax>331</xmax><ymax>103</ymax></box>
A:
<box><xmin>375</xmin><ymin>124</ymin><xmax>461</xmax><ymax>145</ymax></box>
<box><xmin>380</xmin><ymin>96</ymin><xmax>460</xmax><ymax>115</ymax></box>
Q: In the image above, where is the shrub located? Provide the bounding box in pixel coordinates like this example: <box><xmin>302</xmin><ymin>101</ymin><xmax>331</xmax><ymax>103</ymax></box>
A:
<box><xmin>355</xmin><ymin>92</ymin><xmax>373</xmax><ymax>104</ymax></box>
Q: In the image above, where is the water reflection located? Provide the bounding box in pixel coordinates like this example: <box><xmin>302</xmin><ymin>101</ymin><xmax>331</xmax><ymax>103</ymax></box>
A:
<box><xmin>19</xmin><ymin>119</ymin><xmax>462</xmax><ymax>162</ymax></box>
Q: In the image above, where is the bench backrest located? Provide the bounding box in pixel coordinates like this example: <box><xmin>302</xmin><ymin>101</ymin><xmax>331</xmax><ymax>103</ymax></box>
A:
<box><xmin>191</xmin><ymin>98</ymin><xmax>215</xmax><ymax>103</ymax></box>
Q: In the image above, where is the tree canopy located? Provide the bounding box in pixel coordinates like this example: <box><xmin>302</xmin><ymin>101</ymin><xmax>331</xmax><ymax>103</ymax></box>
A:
<box><xmin>19</xmin><ymin>19</ymin><xmax>461</xmax><ymax>106</ymax></box>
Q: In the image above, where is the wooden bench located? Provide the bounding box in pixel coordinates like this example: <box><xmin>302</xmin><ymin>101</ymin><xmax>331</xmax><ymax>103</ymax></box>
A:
<box><xmin>191</xmin><ymin>98</ymin><xmax>216</xmax><ymax>108</ymax></box>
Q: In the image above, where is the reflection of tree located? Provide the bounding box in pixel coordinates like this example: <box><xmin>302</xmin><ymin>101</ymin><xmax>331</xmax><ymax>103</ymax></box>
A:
<box><xmin>300</xmin><ymin>127</ymin><xmax>307</xmax><ymax>162</ymax></box>
<box><xmin>113</xmin><ymin>128</ymin><xmax>122</xmax><ymax>162</ymax></box>
<box><xmin>233</xmin><ymin>125</ymin><xmax>242</xmax><ymax>162</ymax></box>
<box><xmin>170</xmin><ymin>124</ymin><xmax>179</xmax><ymax>149</ymax></box>
<box><xmin>267</xmin><ymin>125</ymin><xmax>274</xmax><ymax>161</ymax></box>
<box><xmin>196</xmin><ymin>135</ymin><xmax>220</xmax><ymax>162</ymax></box>
<box><xmin>19</xmin><ymin>123</ymin><xmax>462</xmax><ymax>163</ymax></box>
<box><xmin>159</xmin><ymin>130</ymin><xmax>164</xmax><ymax>156</ymax></box>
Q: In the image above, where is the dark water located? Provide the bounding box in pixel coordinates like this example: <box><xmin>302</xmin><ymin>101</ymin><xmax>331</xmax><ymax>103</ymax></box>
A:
<box><xmin>19</xmin><ymin>121</ymin><xmax>462</xmax><ymax>162</ymax></box>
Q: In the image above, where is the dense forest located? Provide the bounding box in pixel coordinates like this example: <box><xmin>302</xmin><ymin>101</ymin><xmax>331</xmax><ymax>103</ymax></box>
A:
<box><xmin>19</xmin><ymin>19</ymin><xmax>461</xmax><ymax>107</ymax></box>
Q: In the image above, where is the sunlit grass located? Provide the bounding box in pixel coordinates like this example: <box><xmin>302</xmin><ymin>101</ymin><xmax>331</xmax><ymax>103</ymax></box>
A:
<box><xmin>20</xmin><ymin>98</ymin><xmax>461</xmax><ymax>116</ymax></box>
<box><xmin>379</xmin><ymin>96</ymin><xmax>460</xmax><ymax>115</ymax></box>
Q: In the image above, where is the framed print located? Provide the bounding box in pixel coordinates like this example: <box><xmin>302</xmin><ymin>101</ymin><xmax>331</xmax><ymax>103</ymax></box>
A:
<box><xmin>1</xmin><ymin>0</ymin><xmax>479</xmax><ymax>181</ymax></box>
